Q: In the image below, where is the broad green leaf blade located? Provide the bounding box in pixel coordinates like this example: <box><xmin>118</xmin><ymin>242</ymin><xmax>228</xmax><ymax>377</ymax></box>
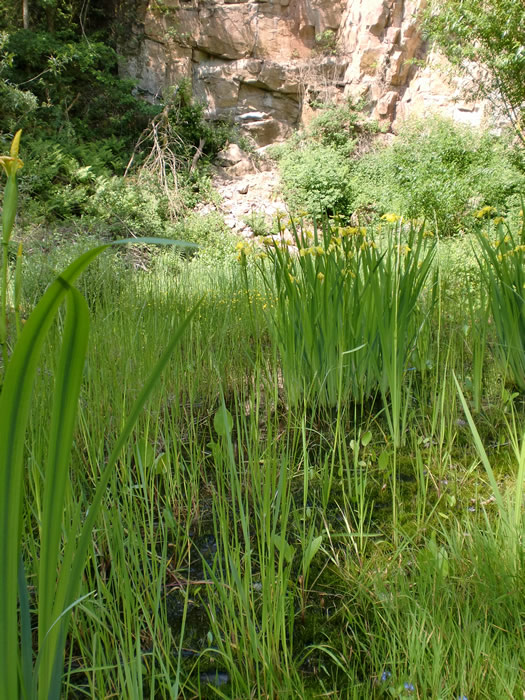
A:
<box><xmin>302</xmin><ymin>535</ymin><xmax>323</xmax><ymax>574</ymax></box>
<box><xmin>38</xmin><ymin>287</ymin><xmax>90</xmax><ymax>700</ymax></box>
<box><xmin>214</xmin><ymin>405</ymin><xmax>234</xmax><ymax>437</ymax></box>
<box><xmin>0</xmin><ymin>245</ymin><xmax>109</xmax><ymax>700</ymax></box>
<box><xmin>361</xmin><ymin>430</ymin><xmax>372</xmax><ymax>447</ymax></box>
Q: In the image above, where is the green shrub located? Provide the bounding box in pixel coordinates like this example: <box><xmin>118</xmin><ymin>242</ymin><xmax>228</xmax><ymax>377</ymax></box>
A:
<box><xmin>308</xmin><ymin>102</ymin><xmax>378</xmax><ymax>157</ymax></box>
<box><xmin>153</xmin><ymin>79</ymin><xmax>233</xmax><ymax>174</ymax></box>
<box><xmin>2</xmin><ymin>30</ymin><xmax>156</xmax><ymax>143</ymax></box>
<box><xmin>12</xmin><ymin>135</ymin><xmax>129</xmax><ymax>220</ymax></box>
<box><xmin>243</xmin><ymin>212</ymin><xmax>270</xmax><ymax>237</ymax></box>
<box><xmin>173</xmin><ymin>211</ymin><xmax>236</xmax><ymax>264</ymax></box>
<box><xmin>354</xmin><ymin>116</ymin><xmax>525</xmax><ymax>235</ymax></box>
<box><xmin>85</xmin><ymin>175</ymin><xmax>172</xmax><ymax>239</ymax></box>
<box><xmin>313</xmin><ymin>29</ymin><xmax>338</xmax><ymax>56</ymax></box>
<box><xmin>274</xmin><ymin>101</ymin><xmax>378</xmax><ymax>218</ymax></box>
<box><xmin>279</xmin><ymin>143</ymin><xmax>353</xmax><ymax>217</ymax></box>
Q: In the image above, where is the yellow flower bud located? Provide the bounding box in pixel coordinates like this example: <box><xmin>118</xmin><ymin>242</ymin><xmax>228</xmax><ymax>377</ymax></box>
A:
<box><xmin>0</xmin><ymin>130</ymin><xmax>23</xmax><ymax>177</ymax></box>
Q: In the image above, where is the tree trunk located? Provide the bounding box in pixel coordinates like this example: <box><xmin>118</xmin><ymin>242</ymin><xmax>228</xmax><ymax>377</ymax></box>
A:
<box><xmin>22</xmin><ymin>0</ymin><xmax>29</xmax><ymax>28</ymax></box>
<box><xmin>46</xmin><ymin>3</ymin><xmax>55</xmax><ymax>33</ymax></box>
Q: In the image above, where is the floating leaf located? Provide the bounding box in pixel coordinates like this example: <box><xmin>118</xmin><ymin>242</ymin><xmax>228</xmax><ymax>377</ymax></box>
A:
<box><xmin>361</xmin><ymin>430</ymin><xmax>372</xmax><ymax>447</ymax></box>
<box><xmin>302</xmin><ymin>535</ymin><xmax>323</xmax><ymax>574</ymax></box>
<box><xmin>378</xmin><ymin>451</ymin><xmax>390</xmax><ymax>470</ymax></box>
<box><xmin>214</xmin><ymin>405</ymin><xmax>233</xmax><ymax>437</ymax></box>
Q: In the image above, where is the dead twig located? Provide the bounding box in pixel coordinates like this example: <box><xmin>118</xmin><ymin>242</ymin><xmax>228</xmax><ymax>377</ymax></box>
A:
<box><xmin>125</xmin><ymin>91</ymin><xmax>186</xmax><ymax>219</ymax></box>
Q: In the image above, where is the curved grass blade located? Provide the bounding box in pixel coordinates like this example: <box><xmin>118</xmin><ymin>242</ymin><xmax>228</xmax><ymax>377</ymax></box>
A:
<box><xmin>37</xmin><ymin>286</ymin><xmax>90</xmax><ymax>699</ymax></box>
<box><xmin>0</xmin><ymin>237</ymin><xmax>198</xmax><ymax>699</ymax></box>
<box><xmin>453</xmin><ymin>373</ymin><xmax>506</xmax><ymax>518</ymax></box>
<box><xmin>0</xmin><ymin>246</ymin><xmax>109</xmax><ymax>700</ymax></box>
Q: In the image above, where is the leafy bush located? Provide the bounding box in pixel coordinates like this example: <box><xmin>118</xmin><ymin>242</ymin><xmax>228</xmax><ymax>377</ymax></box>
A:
<box><xmin>278</xmin><ymin>143</ymin><xmax>353</xmax><ymax>217</ymax></box>
<box><xmin>2</xmin><ymin>29</ymin><xmax>156</xmax><ymax>143</ymax></box>
<box><xmin>0</xmin><ymin>32</ymin><xmax>37</xmax><ymax>132</ymax></box>
<box><xmin>14</xmin><ymin>136</ymin><xmax>129</xmax><ymax>220</ymax></box>
<box><xmin>243</xmin><ymin>212</ymin><xmax>271</xmax><ymax>237</ymax></box>
<box><xmin>354</xmin><ymin>116</ymin><xmax>525</xmax><ymax>235</ymax></box>
<box><xmin>274</xmin><ymin>101</ymin><xmax>378</xmax><ymax>218</ymax></box>
<box><xmin>313</xmin><ymin>29</ymin><xmax>338</xmax><ymax>56</ymax></box>
<box><xmin>173</xmin><ymin>211</ymin><xmax>236</xmax><ymax>264</ymax></box>
<box><xmin>85</xmin><ymin>175</ymin><xmax>173</xmax><ymax>238</ymax></box>
<box><xmin>3</xmin><ymin>77</ymin><xmax>226</xmax><ymax>223</ymax></box>
<box><xmin>166</xmin><ymin>80</ymin><xmax>233</xmax><ymax>166</ymax></box>
<box><xmin>308</xmin><ymin>102</ymin><xmax>379</xmax><ymax>157</ymax></box>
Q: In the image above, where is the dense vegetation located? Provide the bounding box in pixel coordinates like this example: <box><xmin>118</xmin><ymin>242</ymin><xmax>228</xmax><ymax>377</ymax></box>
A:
<box><xmin>0</xmin><ymin>0</ymin><xmax>232</xmax><ymax>235</ymax></box>
<box><xmin>1</xmin><ymin>1</ymin><xmax>525</xmax><ymax>698</ymax></box>
<box><xmin>423</xmin><ymin>0</ymin><xmax>525</xmax><ymax>147</ymax></box>
<box><xmin>274</xmin><ymin>105</ymin><xmax>524</xmax><ymax>235</ymax></box>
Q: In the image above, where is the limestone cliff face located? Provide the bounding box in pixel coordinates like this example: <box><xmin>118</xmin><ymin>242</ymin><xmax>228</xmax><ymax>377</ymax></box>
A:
<box><xmin>118</xmin><ymin>0</ymin><xmax>485</xmax><ymax>146</ymax></box>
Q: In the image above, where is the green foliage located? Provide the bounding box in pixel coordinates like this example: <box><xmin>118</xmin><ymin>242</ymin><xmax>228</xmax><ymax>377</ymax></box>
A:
<box><xmin>0</xmin><ymin>65</ymin><xmax>226</xmax><ymax>223</ymax></box>
<box><xmin>243</xmin><ymin>211</ymin><xmax>270</xmax><ymax>237</ymax></box>
<box><xmin>0</xmin><ymin>251</ymin><xmax>196</xmax><ymax>697</ymax></box>
<box><xmin>10</xmin><ymin>136</ymin><xmax>128</xmax><ymax>220</ymax></box>
<box><xmin>422</xmin><ymin>0</ymin><xmax>525</xmax><ymax>145</ymax></box>
<box><xmin>0</xmin><ymin>23</ymin><xmax>163</xmax><ymax>224</ymax></box>
<box><xmin>313</xmin><ymin>29</ymin><xmax>338</xmax><ymax>56</ymax></box>
<box><xmin>354</xmin><ymin>116</ymin><xmax>525</xmax><ymax>235</ymax></box>
<box><xmin>275</xmin><ymin>101</ymin><xmax>379</xmax><ymax>218</ymax></box>
<box><xmin>253</xmin><ymin>217</ymin><xmax>435</xmax><ymax>442</ymax></box>
<box><xmin>166</xmin><ymin>79</ymin><xmax>233</xmax><ymax>166</ymax></box>
<box><xmin>476</xmin><ymin>213</ymin><xmax>525</xmax><ymax>391</ymax></box>
<box><xmin>0</xmin><ymin>32</ymin><xmax>38</xmax><ymax>132</ymax></box>
<box><xmin>1</xmin><ymin>30</ymin><xmax>156</xmax><ymax>142</ymax></box>
<box><xmin>85</xmin><ymin>174</ymin><xmax>174</xmax><ymax>238</ymax></box>
<box><xmin>173</xmin><ymin>211</ymin><xmax>236</xmax><ymax>264</ymax></box>
<box><xmin>7</xmin><ymin>178</ymin><xmax>525</xmax><ymax>696</ymax></box>
<box><xmin>0</xmin><ymin>142</ymin><xmax>197</xmax><ymax>697</ymax></box>
<box><xmin>308</xmin><ymin>101</ymin><xmax>378</xmax><ymax>157</ymax></box>
<box><xmin>279</xmin><ymin>143</ymin><xmax>353</xmax><ymax>217</ymax></box>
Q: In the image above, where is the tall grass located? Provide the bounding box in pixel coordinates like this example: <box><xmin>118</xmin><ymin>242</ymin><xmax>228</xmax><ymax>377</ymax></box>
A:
<box><xmin>0</xmin><ymin>133</ymin><xmax>199</xmax><ymax>699</ymax></box>
<box><xmin>4</xmin><ymin>174</ymin><xmax>525</xmax><ymax>696</ymax></box>
<box><xmin>0</xmin><ymin>245</ymin><xmax>197</xmax><ymax>699</ymax></box>
<box><xmin>255</xmin><ymin>217</ymin><xmax>435</xmax><ymax>446</ymax></box>
<box><xmin>476</xmin><ymin>211</ymin><xmax>525</xmax><ymax>391</ymax></box>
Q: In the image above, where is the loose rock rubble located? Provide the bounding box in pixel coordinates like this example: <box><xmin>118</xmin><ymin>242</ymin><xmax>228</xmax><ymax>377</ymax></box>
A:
<box><xmin>197</xmin><ymin>145</ymin><xmax>288</xmax><ymax>241</ymax></box>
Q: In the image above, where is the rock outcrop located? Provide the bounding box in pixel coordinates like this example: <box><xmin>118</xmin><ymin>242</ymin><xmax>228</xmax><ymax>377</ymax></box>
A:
<box><xmin>118</xmin><ymin>0</ymin><xmax>486</xmax><ymax>146</ymax></box>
